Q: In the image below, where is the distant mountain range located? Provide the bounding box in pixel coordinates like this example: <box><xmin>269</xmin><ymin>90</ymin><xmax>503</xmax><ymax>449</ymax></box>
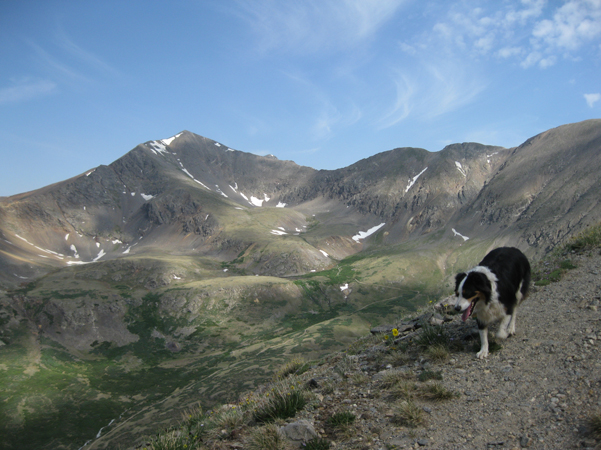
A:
<box><xmin>1</xmin><ymin>119</ymin><xmax>600</xmax><ymax>288</ymax></box>
<box><xmin>0</xmin><ymin>119</ymin><xmax>600</xmax><ymax>450</ymax></box>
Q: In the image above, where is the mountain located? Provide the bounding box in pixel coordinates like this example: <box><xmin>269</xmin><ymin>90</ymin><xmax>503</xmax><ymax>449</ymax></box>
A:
<box><xmin>0</xmin><ymin>119</ymin><xmax>600</xmax><ymax>449</ymax></box>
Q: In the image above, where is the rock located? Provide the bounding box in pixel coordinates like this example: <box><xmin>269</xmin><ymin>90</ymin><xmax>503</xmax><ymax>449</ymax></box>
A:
<box><xmin>280</xmin><ymin>420</ymin><xmax>318</xmax><ymax>447</ymax></box>
<box><xmin>519</xmin><ymin>435</ymin><xmax>533</xmax><ymax>448</ymax></box>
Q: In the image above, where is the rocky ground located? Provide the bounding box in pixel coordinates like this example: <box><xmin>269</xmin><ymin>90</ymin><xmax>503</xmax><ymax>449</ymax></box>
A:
<box><xmin>293</xmin><ymin>250</ymin><xmax>601</xmax><ymax>450</ymax></box>
<box><xmin>133</xmin><ymin>250</ymin><xmax>601</xmax><ymax>450</ymax></box>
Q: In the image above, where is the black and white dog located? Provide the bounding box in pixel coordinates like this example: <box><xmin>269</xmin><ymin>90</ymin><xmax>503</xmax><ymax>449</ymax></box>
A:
<box><xmin>454</xmin><ymin>247</ymin><xmax>531</xmax><ymax>359</ymax></box>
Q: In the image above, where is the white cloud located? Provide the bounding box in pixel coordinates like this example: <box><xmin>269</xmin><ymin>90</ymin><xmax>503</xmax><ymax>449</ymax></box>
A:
<box><xmin>235</xmin><ymin>0</ymin><xmax>407</xmax><ymax>54</ymax></box>
<box><xmin>497</xmin><ymin>46</ymin><xmax>523</xmax><ymax>58</ymax></box>
<box><xmin>584</xmin><ymin>92</ymin><xmax>601</xmax><ymax>107</ymax></box>
<box><xmin>0</xmin><ymin>78</ymin><xmax>56</xmax><ymax>104</ymax></box>
<box><xmin>531</xmin><ymin>1</ymin><xmax>601</xmax><ymax>51</ymax></box>
<box><xmin>425</xmin><ymin>1</ymin><xmax>601</xmax><ymax>69</ymax></box>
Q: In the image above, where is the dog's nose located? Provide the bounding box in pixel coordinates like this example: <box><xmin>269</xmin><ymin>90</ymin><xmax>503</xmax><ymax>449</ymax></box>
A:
<box><xmin>454</xmin><ymin>305</ymin><xmax>461</xmax><ymax>312</ymax></box>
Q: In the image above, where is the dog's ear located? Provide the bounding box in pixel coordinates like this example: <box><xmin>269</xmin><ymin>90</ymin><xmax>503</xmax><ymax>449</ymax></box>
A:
<box><xmin>454</xmin><ymin>272</ymin><xmax>467</xmax><ymax>292</ymax></box>
<box><xmin>472</xmin><ymin>273</ymin><xmax>492</xmax><ymax>301</ymax></box>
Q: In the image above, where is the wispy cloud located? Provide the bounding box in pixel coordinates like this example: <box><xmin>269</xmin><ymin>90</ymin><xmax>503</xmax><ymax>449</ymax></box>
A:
<box><xmin>0</xmin><ymin>78</ymin><xmax>56</xmax><ymax>104</ymax></box>
<box><xmin>283</xmin><ymin>70</ymin><xmax>362</xmax><ymax>140</ymax></box>
<box><xmin>378</xmin><ymin>60</ymin><xmax>486</xmax><ymax>129</ymax></box>
<box><xmin>234</xmin><ymin>0</ymin><xmax>407</xmax><ymax>54</ymax></box>
<box><xmin>55</xmin><ymin>26</ymin><xmax>120</xmax><ymax>78</ymax></box>
<box><xmin>584</xmin><ymin>92</ymin><xmax>600</xmax><ymax>107</ymax></box>
<box><xmin>27</xmin><ymin>26</ymin><xmax>119</xmax><ymax>86</ymax></box>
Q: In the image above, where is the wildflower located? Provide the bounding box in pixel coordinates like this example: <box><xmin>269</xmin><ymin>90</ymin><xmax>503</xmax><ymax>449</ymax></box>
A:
<box><xmin>392</xmin><ymin>328</ymin><xmax>399</xmax><ymax>337</ymax></box>
<box><xmin>384</xmin><ymin>335</ymin><xmax>389</xmax><ymax>340</ymax></box>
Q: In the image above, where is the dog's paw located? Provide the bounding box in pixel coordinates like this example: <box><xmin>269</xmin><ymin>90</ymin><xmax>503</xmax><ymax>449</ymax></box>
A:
<box><xmin>496</xmin><ymin>329</ymin><xmax>509</xmax><ymax>340</ymax></box>
<box><xmin>476</xmin><ymin>349</ymin><xmax>489</xmax><ymax>359</ymax></box>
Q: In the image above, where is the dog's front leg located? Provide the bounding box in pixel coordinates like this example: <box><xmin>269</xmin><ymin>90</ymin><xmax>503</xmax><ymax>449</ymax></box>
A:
<box><xmin>476</xmin><ymin>321</ymin><xmax>489</xmax><ymax>359</ymax></box>
<box><xmin>496</xmin><ymin>315</ymin><xmax>512</xmax><ymax>339</ymax></box>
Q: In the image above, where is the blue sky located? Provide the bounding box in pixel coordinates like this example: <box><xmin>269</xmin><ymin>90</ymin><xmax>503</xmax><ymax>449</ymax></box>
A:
<box><xmin>1</xmin><ymin>0</ymin><xmax>600</xmax><ymax>196</ymax></box>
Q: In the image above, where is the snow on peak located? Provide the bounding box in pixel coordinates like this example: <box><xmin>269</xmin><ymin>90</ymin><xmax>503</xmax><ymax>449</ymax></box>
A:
<box><xmin>147</xmin><ymin>141</ymin><xmax>167</xmax><ymax>155</ymax></box>
<box><xmin>405</xmin><ymin>167</ymin><xmax>427</xmax><ymax>193</ymax></box>
<box><xmin>455</xmin><ymin>161</ymin><xmax>467</xmax><ymax>177</ymax></box>
<box><xmin>352</xmin><ymin>223</ymin><xmax>386</xmax><ymax>242</ymax></box>
<box><xmin>161</xmin><ymin>132</ymin><xmax>182</xmax><ymax>146</ymax></box>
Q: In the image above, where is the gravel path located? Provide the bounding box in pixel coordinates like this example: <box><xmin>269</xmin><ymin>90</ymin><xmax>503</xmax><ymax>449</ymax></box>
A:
<box><xmin>293</xmin><ymin>251</ymin><xmax>601</xmax><ymax>450</ymax></box>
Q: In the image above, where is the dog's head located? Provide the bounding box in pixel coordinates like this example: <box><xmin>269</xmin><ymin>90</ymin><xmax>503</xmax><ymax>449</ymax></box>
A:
<box><xmin>454</xmin><ymin>271</ymin><xmax>491</xmax><ymax>321</ymax></box>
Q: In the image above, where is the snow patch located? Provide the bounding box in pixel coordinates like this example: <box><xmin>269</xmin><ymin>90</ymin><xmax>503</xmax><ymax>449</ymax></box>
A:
<box><xmin>70</xmin><ymin>245</ymin><xmax>79</xmax><ymax>258</ymax></box>
<box><xmin>214</xmin><ymin>142</ymin><xmax>221</xmax><ymax>147</ymax></box>
<box><xmin>181</xmin><ymin>168</ymin><xmax>210</xmax><ymax>189</ymax></box>
<box><xmin>92</xmin><ymin>249</ymin><xmax>106</xmax><ymax>262</ymax></box>
<box><xmin>405</xmin><ymin>167</ymin><xmax>428</xmax><ymax>193</ymax></box>
<box><xmin>250</xmin><ymin>196</ymin><xmax>264</xmax><ymax>207</ymax></box>
<box><xmin>215</xmin><ymin>186</ymin><xmax>228</xmax><ymax>198</ymax></box>
<box><xmin>161</xmin><ymin>133</ymin><xmax>182</xmax><ymax>146</ymax></box>
<box><xmin>65</xmin><ymin>233</ymin><xmax>69</xmax><ymax>241</ymax></box>
<box><xmin>452</xmin><ymin>228</ymin><xmax>470</xmax><ymax>241</ymax></box>
<box><xmin>276</xmin><ymin>202</ymin><xmax>287</xmax><ymax>208</ymax></box>
<box><xmin>141</xmin><ymin>193</ymin><xmax>154</xmax><ymax>201</ymax></box>
<box><xmin>148</xmin><ymin>141</ymin><xmax>167</xmax><ymax>155</ymax></box>
<box><xmin>270</xmin><ymin>229</ymin><xmax>287</xmax><ymax>236</ymax></box>
<box><xmin>352</xmin><ymin>223</ymin><xmax>386</xmax><ymax>242</ymax></box>
<box><xmin>340</xmin><ymin>283</ymin><xmax>349</xmax><ymax>291</ymax></box>
<box><xmin>320</xmin><ymin>250</ymin><xmax>329</xmax><ymax>257</ymax></box>
<box><xmin>455</xmin><ymin>161</ymin><xmax>467</xmax><ymax>177</ymax></box>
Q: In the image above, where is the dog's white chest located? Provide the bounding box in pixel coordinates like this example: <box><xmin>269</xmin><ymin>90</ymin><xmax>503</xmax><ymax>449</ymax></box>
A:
<box><xmin>474</xmin><ymin>300</ymin><xmax>506</xmax><ymax>323</ymax></box>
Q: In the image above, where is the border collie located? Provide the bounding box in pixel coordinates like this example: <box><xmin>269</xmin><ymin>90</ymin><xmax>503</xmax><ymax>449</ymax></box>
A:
<box><xmin>454</xmin><ymin>247</ymin><xmax>531</xmax><ymax>359</ymax></box>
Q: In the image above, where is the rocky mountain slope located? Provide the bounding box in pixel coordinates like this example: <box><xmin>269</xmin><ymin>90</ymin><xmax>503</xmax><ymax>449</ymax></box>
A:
<box><xmin>125</xmin><ymin>247</ymin><xmax>601</xmax><ymax>450</ymax></box>
<box><xmin>1</xmin><ymin>120</ymin><xmax>600</xmax><ymax>289</ymax></box>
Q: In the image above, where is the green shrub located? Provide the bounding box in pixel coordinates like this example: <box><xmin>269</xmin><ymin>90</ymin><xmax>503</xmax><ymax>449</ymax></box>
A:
<box><xmin>253</xmin><ymin>388</ymin><xmax>307</xmax><ymax>424</ymax></box>
<box><xmin>564</xmin><ymin>224</ymin><xmax>601</xmax><ymax>252</ymax></box>
<box><xmin>415</xmin><ymin>323</ymin><xmax>450</xmax><ymax>350</ymax></box>
<box><xmin>326</xmin><ymin>411</ymin><xmax>356</xmax><ymax>428</ymax></box>
<box><xmin>248</xmin><ymin>424</ymin><xmax>288</xmax><ymax>450</ymax></box>
<box><xmin>304</xmin><ymin>437</ymin><xmax>332</xmax><ymax>449</ymax></box>
<box><xmin>421</xmin><ymin>382</ymin><xmax>459</xmax><ymax>401</ymax></box>
<box><xmin>274</xmin><ymin>358</ymin><xmax>308</xmax><ymax>380</ymax></box>
<box><xmin>392</xmin><ymin>400</ymin><xmax>425</xmax><ymax>427</ymax></box>
<box><xmin>418</xmin><ymin>370</ymin><xmax>443</xmax><ymax>382</ymax></box>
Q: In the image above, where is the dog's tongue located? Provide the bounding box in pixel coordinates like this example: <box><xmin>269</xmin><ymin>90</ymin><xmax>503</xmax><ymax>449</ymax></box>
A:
<box><xmin>461</xmin><ymin>303</ymin><xmax>473</xmax><ymax>322</ymax></box>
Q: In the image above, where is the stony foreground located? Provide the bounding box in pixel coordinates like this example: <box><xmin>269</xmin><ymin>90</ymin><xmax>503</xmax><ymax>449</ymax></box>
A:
<box><xmin>290</xmin><ymin>251</ymin><xmax>601</xmax><ymax>450</ymax></box>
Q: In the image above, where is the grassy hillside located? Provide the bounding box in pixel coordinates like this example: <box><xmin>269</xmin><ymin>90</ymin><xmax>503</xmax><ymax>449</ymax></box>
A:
<box><xmin>0</xmin><ymin>231</ymin><xmax>500</xmax><ymax>450</ymax></box>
